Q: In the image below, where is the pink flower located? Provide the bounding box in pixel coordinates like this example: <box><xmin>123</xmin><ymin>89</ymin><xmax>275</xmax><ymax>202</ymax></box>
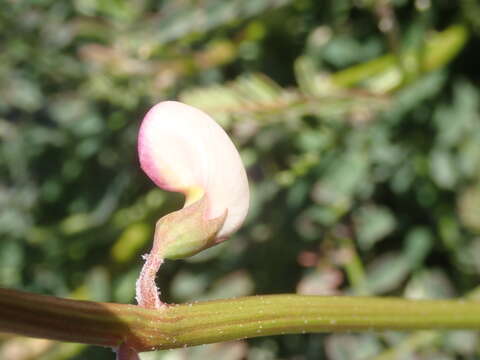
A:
<box><xmin>138</xmin><ymin>101</ymin><xmax>249</xmax><ymax>240</ymax></box>
<box><xmin>135</xmin><ymin>101</ymin><xmax>249</xmax><ymax>309</ymax></box>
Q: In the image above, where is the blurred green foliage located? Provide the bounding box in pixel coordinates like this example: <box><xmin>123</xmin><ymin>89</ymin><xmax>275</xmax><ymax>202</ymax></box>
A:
<box><xmin>1</xmin><ymin>0</ymin><xmax>480</xmax><ymax>359</ymax></box>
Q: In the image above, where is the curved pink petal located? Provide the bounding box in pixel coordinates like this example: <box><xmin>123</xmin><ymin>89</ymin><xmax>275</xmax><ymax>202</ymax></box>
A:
<box><xmin>138</xmin><ymin>101</ymin><xmax>249</xmax><ymax>238</ymax></box>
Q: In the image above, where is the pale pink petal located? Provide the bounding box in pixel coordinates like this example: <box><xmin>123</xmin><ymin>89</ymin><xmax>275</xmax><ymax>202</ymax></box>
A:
<box><xmin>138</xmin><ymin>101</ymin><xmax>249</xmax><ymax>238</ymax></box>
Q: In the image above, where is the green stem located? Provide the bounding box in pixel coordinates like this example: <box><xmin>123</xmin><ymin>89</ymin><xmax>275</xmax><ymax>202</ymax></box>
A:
<box><xmin>371</xmin><ymin>286</ymin><xmax>480</xmax><ymax>359</ymax></box>
<box><xmin>1</xmin><ymin>288</ymin><xmax>480</xmax><ymax>352</ymax></box>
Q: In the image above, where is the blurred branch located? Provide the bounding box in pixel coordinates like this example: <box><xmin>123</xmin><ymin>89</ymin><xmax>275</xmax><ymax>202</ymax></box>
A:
<box><xmin>332</xmin><ymin>25</ymin><xmax>467</xmax><ymax>89</ymax></box>
<box><xmin>180</xmin><ymin>25</ymin><xmax>466</xmax><ymax>124</ymax></box>
<box><xmin>1</xmin><ymin>288</ymin><xmax>480</xmax><ymax>353</ymax></box>
<box><xmin>339</xmin><ymin>236</ymin><xmax>369</xmax><ymax>296</ymax></box>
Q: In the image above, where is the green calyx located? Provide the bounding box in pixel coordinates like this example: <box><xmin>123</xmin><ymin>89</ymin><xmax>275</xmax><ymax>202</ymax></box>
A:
<box><xmin>155</xmin><ymin>195</ymin><xmax>227</xmax><ymax>259</ymax></box>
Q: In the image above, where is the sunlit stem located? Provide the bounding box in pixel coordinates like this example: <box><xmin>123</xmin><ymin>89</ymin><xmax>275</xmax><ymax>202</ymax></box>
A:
<box><xmin>135</xmin><ymin>237</ymin><xmax>164</xmax><ymax>309</ymax></box>
<box><xmin>135</xmin><ymin>253</ymin><xmax>164</xmax><ymax>309</ymax></box>
<box><xmin>1</xmin><ymin>288</ymin><xmax>480</xmax><ymax>353</ymax></box>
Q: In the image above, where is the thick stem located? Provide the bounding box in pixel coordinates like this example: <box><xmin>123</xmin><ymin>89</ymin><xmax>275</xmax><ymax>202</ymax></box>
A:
<box><xmin>1</xmin><ymin>288</ymin><xmax>480</xmax><ymax>352</ymax></box>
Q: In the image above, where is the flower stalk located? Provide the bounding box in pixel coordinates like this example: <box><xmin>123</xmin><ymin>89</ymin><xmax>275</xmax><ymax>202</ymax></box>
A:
<box><xmin>134</xmin><ymin>101</ymin><xmax>249</xmax><ymax>311</ymax></box>
<box><xmin>1</xmin><ymin>288</ymin><xmax>480</xmax><ymax>353</ymax></box>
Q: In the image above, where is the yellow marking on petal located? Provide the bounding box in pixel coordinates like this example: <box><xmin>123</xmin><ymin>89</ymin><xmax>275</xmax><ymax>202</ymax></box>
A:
<box><xmin>184</xmin><ymin>186</ymin><xmax>205</xmax><ymax>207</ymax></box>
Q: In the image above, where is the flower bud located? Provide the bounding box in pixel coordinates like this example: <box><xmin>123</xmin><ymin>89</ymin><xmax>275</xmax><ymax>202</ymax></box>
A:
<box><xmin>137</xmin><ymin>101</ymin><xmax>249</xmax><ymax>258</ymax></box>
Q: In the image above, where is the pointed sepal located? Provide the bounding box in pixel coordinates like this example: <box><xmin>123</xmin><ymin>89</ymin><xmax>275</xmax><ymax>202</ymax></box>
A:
<box><xmin>157</xmin><ymin>196</ymin><xmax>227</xmax><ymax>260</ymax></box>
